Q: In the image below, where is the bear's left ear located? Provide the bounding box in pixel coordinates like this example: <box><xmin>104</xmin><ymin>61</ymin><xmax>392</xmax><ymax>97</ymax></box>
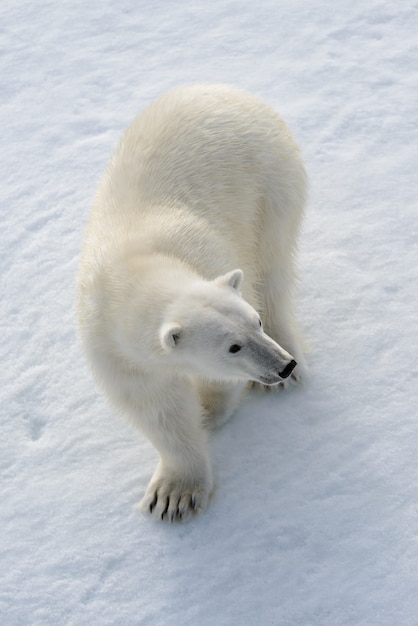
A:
<box><xmin>160</xmin><ymin>322</ymin><xmax>182</xmax><ymax>351</ymax></box>
<box><xmin>215</xmin><ymin>269</ymin><xmax>244</xmax><ymax>292</ymax></box>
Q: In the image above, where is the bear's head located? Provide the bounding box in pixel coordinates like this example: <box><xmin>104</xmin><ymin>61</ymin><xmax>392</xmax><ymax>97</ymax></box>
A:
<box><xmin>160</xmin><ymin>269</ymin><xmax>296</xmax><ymax>385</ymax></box>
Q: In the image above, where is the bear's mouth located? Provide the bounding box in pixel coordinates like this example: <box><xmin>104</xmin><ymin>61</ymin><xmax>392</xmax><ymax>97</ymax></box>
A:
<box><xmin>257</xmin><ymin>375</ymin><xmax>282</xmax><ymax>386</ymax></box>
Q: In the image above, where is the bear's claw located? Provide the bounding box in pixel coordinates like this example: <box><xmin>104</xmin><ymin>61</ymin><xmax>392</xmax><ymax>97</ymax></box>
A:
<box><xmin>140</xmin><ymin>475</ymin><xmax>211</xmax><ymax>523</ymax></box>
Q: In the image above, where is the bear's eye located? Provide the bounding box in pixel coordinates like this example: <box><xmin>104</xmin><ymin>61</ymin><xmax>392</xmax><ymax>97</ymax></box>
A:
<box><xmin>258</xmin><ymin>318</ymin><xmax>262</xmax><ymax>327</ymax></box>
<box><xmin>229</xmin><ymin>344</ymin><xmax>242</xmax><ymax>354</ymax></box>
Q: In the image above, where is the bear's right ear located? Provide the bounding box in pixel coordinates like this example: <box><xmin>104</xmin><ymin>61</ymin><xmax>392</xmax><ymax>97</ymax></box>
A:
<box><xmin>160</xmin><ymin>322</ymin><xmax>182</xmax><ymax>351</ymax></box>
<box><xmin>215</xmin><ymin>269</ymin><xmax>244</xmax><ymax>292</ymax></box>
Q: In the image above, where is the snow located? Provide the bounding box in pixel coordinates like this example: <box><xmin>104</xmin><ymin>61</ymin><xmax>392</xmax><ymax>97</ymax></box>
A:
<box><xmin>1</xmin><ymin>0</ymin><xmax>418</xmax><ymax>624</ymax></box>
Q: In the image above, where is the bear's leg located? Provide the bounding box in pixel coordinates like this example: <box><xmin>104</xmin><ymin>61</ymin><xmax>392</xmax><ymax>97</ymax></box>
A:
<box><xmin>259</xmin><ymin>264</ymin><xmax>307</xmax><ymax>388</ymax></box>
<box><xmin>255</xmin><ymin>187</ymin><xmax>307</xmax><ymax>389</ymax></box>
<box><xmin>198</xmin><ymin>381</ymin><xmax>247</xmax><ymax>431</ymax></box>
<box><xmin>138</xmin><ymin>380</ymin><xmax>214</xmax><ymax>522</ymax></box>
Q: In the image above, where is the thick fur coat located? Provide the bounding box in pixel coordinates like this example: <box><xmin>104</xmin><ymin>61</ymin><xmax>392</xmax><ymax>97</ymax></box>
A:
<box><xmin>77</xmin><ymin>85</ymin><xmax>307</xmax><ymax>521</ymax></box>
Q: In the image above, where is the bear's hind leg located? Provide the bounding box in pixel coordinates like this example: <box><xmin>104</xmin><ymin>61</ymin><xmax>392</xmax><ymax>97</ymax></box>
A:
<box><xmin>251</xmin><ymin>243</ymin><xmax>307</xmax><ymax>389</ymax></box>
<box><xmin>198</xmin><ymin>381</ymin><xmax>247</xmax><ymax>431</ymax></box>
<box><xmin>255</xmin><ymin>185</ymin><xmax>307</xmax><ymax>388</ymax></box>
<box><xmin>259</xmin><ymin>265</ymin><xmax>307</xmax><ymax>388</ymax></box>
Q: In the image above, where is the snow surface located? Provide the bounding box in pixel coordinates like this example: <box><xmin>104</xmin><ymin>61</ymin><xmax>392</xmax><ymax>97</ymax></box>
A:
<box><xmin>2</xmin><ymin>1</ymin><xmax>418</xmax><ymax>624</ymax></box>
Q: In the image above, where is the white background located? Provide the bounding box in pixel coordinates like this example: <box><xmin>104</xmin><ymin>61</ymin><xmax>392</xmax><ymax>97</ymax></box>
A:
<box><xmin>1</xmin><ymin>1</ymin><xmax>418</xmax><ymax>624</ymax></box>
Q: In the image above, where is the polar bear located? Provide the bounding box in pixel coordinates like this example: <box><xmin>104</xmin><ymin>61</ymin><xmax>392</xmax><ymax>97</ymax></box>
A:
<box><xmin>77</xmin><ymin>84</ymin><xmax>307</xmax><ymax>522</ymax></box>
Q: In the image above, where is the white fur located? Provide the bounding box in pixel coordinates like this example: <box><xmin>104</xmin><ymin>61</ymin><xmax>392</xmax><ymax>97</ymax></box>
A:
<box><xmin>77</xmin><ymin>85</ymin><xmax>307</xmax><ymax>522</ymax></box>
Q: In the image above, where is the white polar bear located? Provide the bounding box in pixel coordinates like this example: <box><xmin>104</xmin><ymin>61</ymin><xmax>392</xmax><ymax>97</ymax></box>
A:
<box><xmin>77</xmin><ymin>84</ymin><xmax>307</xmax><ymax>522</ymax></box>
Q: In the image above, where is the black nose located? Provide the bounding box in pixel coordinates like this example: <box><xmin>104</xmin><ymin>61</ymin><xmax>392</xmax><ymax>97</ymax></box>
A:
<box><xmin>279</xmin><ymin>359</ymin><xmax>297</xmax><ymax>379</ymax></box>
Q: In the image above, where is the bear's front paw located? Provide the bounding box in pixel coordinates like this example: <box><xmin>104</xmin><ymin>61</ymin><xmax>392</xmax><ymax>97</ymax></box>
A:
<box><xmin>140</xmin><ymin>470</ymin><xmax>213</xmax><ymax>523</ymax></box>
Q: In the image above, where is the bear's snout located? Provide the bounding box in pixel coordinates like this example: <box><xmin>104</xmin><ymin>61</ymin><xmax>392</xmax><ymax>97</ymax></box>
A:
<box><xmin>279</xmin><ymin>359</ymin><xmax>297</xmax><ymax>379</ymax></box>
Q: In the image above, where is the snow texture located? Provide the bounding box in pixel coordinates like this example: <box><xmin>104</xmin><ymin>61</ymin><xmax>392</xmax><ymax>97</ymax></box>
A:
<box><xmin>1</xmin><ymin>1</ymin><xmax>418</xmax><ymax>624</ymax></box>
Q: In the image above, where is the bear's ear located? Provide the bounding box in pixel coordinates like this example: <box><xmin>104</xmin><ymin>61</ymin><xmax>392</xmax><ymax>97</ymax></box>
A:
<box><xmin>215</xmin><ymin>269</ymin><xmax>244</xmax><ymax>292</ymax></box>
<box><xmin>160</xmin><ymin>322</ymin><xmax>182</xmax><ymax>351</ymax></box>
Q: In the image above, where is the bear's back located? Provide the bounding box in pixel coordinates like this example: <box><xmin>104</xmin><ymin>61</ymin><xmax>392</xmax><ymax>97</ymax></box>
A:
<box><xmin>104</xmin><ymin>85</ymin><xmax>300</xmax><ymax>215</ymax></box>
<box><xmin>83</xmin><ymin>85</ymin><xmax>305</xmax><ymax>303</ymax></box>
